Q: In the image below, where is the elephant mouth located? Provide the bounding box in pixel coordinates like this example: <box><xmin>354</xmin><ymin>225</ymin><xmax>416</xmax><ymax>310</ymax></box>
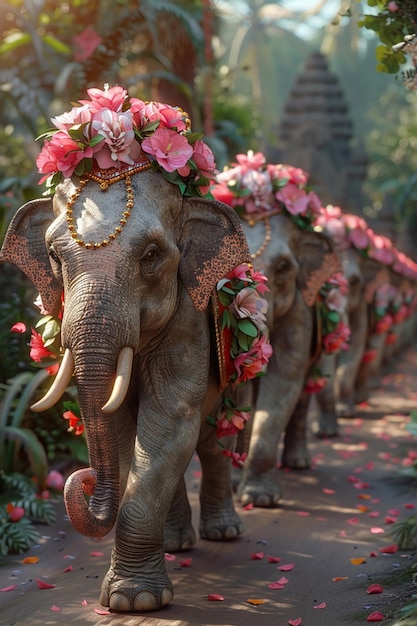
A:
<box><xmin>30</xmin><ymin>346</ymin><xmax>134</xmax><ymax>414</ymax></box>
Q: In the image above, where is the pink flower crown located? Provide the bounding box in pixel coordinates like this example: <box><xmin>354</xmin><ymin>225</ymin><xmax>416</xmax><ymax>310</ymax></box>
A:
<box><xmin>36</xmin><ymin>84</ymin><xmax>216</xmax><ymax>197</ymax></box>
<box><xmin>211</xmin><ymin>150</ymin><xmax>323</xmax><ymax>231</ymax></box>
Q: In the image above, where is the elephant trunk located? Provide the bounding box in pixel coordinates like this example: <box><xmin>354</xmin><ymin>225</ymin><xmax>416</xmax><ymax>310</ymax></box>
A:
<box><xmin>63</xmin><ymin>345</ymin><xmax>135</xmax><ymax>538</ymax></box>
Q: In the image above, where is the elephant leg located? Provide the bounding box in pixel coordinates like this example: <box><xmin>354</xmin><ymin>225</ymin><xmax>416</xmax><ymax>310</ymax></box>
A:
<box><xmin>281</xmin><ymin>391</ymin><xmax>312</xmax><ymax>468</ymax></box>
<box><xmin>314</xmin><ymin>353</ymin><xmax>339</xmax><ymax>437</ymax></box>
<box><xmin>337</xmin><ymin>299</ymin><xmax>367</xmax><ymax>417</ymax></box>
<box><xmin>355</xmin><ymin>331</ymin><xmax>386</xmax><ymax>404</ymax></box>
<box><xmin>164</xmin><ymin>477</ymin><xmax>196</xmax><ymax>552</ymax></box>
<box><xmin>238</xmin><ymin>307</ymin><xmax>311</xmax><ymax>508</ymax></box>
<box><xmin>197</xmin><ymin>420</ymin><xmax>243</xmax><ymax>541</ymax></box>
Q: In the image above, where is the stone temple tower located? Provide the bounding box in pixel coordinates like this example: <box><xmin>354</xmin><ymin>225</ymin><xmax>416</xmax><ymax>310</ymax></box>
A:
<box><xmin>266</xmin><ymin>50</ymin><xmax>368</xmax><ymax>214</ymax></box>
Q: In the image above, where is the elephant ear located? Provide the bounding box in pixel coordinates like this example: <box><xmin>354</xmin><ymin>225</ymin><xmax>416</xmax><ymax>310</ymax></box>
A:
<box><xmin>0</xmin><ymin>198</ymin><xmax>63</xmax><ymax>315</ymax></box>
<box><xmin>297</xmin><ymin>230</ymin><xmax>342</xmax><ymax>306</ymax></box>
<box><xmin>179</xmin><ymin>197</ymin><xmax>250</xmax><ymax>311</ymax></box>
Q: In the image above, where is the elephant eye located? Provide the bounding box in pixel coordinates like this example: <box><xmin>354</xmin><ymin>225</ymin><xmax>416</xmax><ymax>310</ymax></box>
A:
<box><xmin>49</xmin><ymin>246</ymin><xmax>61</xmax><ymax>265</ymax></box>
<box><xmin>140</xmin><ymin>244</ymin><xmax>161</xmax><ymax>274</ymax></box>
<box><xmin>276</xmin><ymin>259</ymin><xmax>290</xmax><ymax>273</ymax></box>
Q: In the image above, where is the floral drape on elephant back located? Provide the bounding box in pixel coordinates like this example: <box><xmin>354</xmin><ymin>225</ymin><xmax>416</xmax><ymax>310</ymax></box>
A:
<box><xmin>316</xmin><ymin>205</ymin><xmax>417</xmax><ymax>364</ymax></box>
<box><xmin>211</xmin><ymin>151</ymin><xmax>350</xmax><ymax>394</ymax></box>
<box><xmin>9</xmin><ymin>85</ymin><xmax>272</xmax><ymax>447</ymax></box>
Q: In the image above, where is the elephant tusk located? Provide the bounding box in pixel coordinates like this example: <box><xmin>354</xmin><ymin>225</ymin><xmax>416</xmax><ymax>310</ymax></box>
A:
<box><xmin>101</xmin><ymin>346</ymin><xmax>134</xmax><ymax>414</ymax></box>
<box><xmin>31</xmin><ymin>349</ymin><xmax>75</xmax><ymax>412</ymax></box>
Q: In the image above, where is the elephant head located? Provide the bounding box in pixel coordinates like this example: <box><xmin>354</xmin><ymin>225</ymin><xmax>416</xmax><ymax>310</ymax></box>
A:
<box><xmin>0</xmin><ymin>171</ymin><xmax>249</xmax><ymax>538</ymax></box>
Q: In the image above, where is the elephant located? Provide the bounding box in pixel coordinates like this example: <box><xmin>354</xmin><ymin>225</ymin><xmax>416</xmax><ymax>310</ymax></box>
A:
<box><xmin>0</xmin><ymin>169</ymin><xmax>258</xmax><ymax>612</ymax></box>
<box><xmin>212</xmin><ymin>154</ymin><xmax>346</xmax><ymax>507</ymax></box>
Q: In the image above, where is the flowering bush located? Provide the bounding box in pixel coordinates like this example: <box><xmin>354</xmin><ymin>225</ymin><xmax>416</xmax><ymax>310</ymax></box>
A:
<box><xmin>36</xmin><ymin>84</ymin><xmax>216</xmax><ymax>197</ymax></box>
<box><xmin>212</xmin><ymin>151</ymin><xmax>322</xmax><ymax>231</ymax></box>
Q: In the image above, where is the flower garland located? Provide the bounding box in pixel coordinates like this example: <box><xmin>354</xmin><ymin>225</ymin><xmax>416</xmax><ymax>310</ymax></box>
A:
<box><xmin>12</xmin><ymin>264</ymin><xmax>272</xmax><ymax>448</ymax></box>
<box><xmin>211</xmin><ymin>151</ymin><xmax>322</xmax><ymax>232</ymax></box>
<box><xmin>208</xmin><ymin>263</ymin><xmax>272</xmax><ymax>443</ymax></box>
<box><xmin>36</xmin><ymin>84</ymin><xmax>216</xmax><ymax>198</ymax></box>
<box><xmin>303</xmin><ymin>272</ymin><xmax>351</xmax><ymax>394</ymax></box>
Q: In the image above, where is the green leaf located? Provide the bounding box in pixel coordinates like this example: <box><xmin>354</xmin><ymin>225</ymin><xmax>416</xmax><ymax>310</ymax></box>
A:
<box><xmin>0</xmin><ymin>32</ymin><xmax>31</xmax><ymax>55</ymax></box>
<box><xmin>326</xmin><ymin>311</ymin><xmax>341</xmax><ymax>324</ymax></box>
<box><xmin>237</xmin><ymin>318</ymin><xmax>258</xmax><ymax>337</ymax></box>
<box><xmin>42</xmin><ymin>34</ymin><xmax>72</xmax><ymax>55</ymax></box>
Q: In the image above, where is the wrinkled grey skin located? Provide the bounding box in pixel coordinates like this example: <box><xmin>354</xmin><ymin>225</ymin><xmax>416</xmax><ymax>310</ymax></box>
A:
<box><xmin>235</xmin><ymin>214</ymin><xmax>337</xmax><ymax>507</ymax></box>
<box><xmin>0</xmin><ymin>171</ymin><xmax>250</xmax><ymax>612</ymax></box>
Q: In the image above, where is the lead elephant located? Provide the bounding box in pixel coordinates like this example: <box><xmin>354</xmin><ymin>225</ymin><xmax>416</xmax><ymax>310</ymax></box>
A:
<box><xmin>0</xmin><ymin>88</ymin><xmax>266</xmax><ymax>612</ymax></box>
<box><xmin>212</xmin><ymin>153</ymin><xmax>347</xmax><ymax>507</ymax></box>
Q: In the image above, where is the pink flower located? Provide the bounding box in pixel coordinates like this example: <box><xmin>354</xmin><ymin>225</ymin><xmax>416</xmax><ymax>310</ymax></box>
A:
<box><xmin>234</xmin><ymin>335</ymin><xmax>273</xmax><ymax>383</ymax></box>
<box><xmin>51</xmin><ymin>104</ymin><xmax>93</xmax><ymax>132</ymax></box>
<box><xmin>241</xmin><ymin>169</ymin><xmax>274</xmax><ymax>213</ymax></box>
<box><xmin>221</xmin><ymin>449</ymin><xmax>248</xmax><ymax>467</ymax></box>
<box><xmin>36</xmin><ymin>132</ymin><xmax>90</xmax><ymax>182</ymax></box>
<box><xmin>11</xmin><ymin>322</ymin><xmax>26</xmax><ymax>333</ymax></box>
<box><xmin>6</xmin><ymin>504</ymin><xmax>25</xmax><ymax>522</ymax></box>
<box><xmin>235</xmin><ymin>151</ymin><xmax>266</xmax><ymax>171</ymax></box>
<box><xmin>325</xmin><ymin>288</ymin><xmax>347</xmax><ymax>314</ymax></box>
<box><xmin>375</xmin><ymin>313</ymin><xmax>393</xmax><ymax>334</ymax></box>
<box><xmin>304</xmin><ymin>375</ymin><xmax>328</xmax><ymax>394</ymax></box>
<box><xmin>275</xmin><ymin>183</ymin><xmax>310</xmax><ymax>215</ymax></box>
<box><xmin>92</xmin><ymin>109</ymin><xmax>141</xmax><ymax>168</ymax></box>
<box><xmin>192</xmin><ymin>140</ymin><xmax>216</xmax><ymax>177</ymax></box>
<box><xmin>46</xmin><ymin>470</ymin><xmax>65</xmax><ymax>490</ymax></box>
<box><xmin>82</xmin><ymin>85</ymin><xmax>127</xmax><ymax>112</ymax></box>
<box><xmin>72</xmin><ymin>27</ymin><xmax>102</xmax><ymax>62</ymax></box>
<box><xmin>348</xmin><ymin>226</ymin><xmax>370</xmax><ymax>250</ymax></box>
<box><xmin>232</xmin><ymin>287</ymin><xmax>268</xmax><ymax>330</ymax></box>
<box><xmin>141</xmin><ymin>127</ymin><xmax>193</xmax><ymax>172</ymax></box>
<box><xmin>131</xmin><ymin>101</ymin><xmax>187</xmax><ymax>133</ymax></box>
<box><xmin>215</xmin><ymin>409</ymin><xmax>251</xmax><ymax>438</ymax></box>
<box><xmin>388</xmin><ymin>1</ymin><xmax>398</xmax><ymax>11</ymax></box>
<box><xmin>272</xmin><ymin>164</ymin><xmax>308</xmax><ymax>186</ymax></box>
<box><xmin>323</xmin><ymin>321</ymin><xmax>351</xmax><ymax>353</ymax></box>
<box><xmin>320</xmin><ymin>217</ymin><xmax>347</xmax><ymax>248</ymax></box>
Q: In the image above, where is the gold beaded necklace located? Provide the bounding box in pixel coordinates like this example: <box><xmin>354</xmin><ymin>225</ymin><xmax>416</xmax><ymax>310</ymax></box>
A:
<box><xmin>65</xmin><ymin>157</ymin><xmax>152</xmax><ymax>249</ymax></box>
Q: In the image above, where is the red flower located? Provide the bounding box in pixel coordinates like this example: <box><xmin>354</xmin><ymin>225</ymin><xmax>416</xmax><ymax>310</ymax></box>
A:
<box><xmin>6</xmin><ymin>503</ymin><xmax>25</xmax><ymax>522</ymax></box>
<box><xmin>63</xmin><ymin>410</ymin><xmax>84</xmax><ymax>436</ymax></box>
<box><xmin>221</xmin><ymin>449</ymin><xmax>248</xmax><ymax>468</ymax></box>
<box><xmin>29</xmin><ymin>329</ymin><xmax>54</xmax><ymax>362</ymax></box>
<box><xmin>11</xmin><ymin>322</ymin><xmax>26</xmax><ymax>333</ymax></box>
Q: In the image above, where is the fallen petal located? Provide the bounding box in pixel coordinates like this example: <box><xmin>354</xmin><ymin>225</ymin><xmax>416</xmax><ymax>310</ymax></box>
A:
<box><xmin>267</xmin><ymin>555</ymin><xmax>281</xmax><ymax>563</ymax></box>
<box><xmin>370</xmin><ymin>528</ymin><xmax>384</xmax><ymax>534</ymax></box>
<box><xmin>313</xmin><ymin>602</ymin><xmax>327</xmax><ymax>609</ymax></box>
<box><xmin>268</xmin><ymin>582</ymin><xmax>285</xmax><ymax>589</ymax></box>
<box><xmin>36</xmin><ymin>578</ymin><xmax>56</xmax><ymax>589</ymax></box>
<box><xmin>0</xmin><ymin>585</ymin><xmax>18</xmax><ymax>592</ymax></box>
<box><xmin>207</xmin><ymin>594</ymin><xmax>225</xmax><ymax>601</ymax></box>
<box><xmin>63</xmin><ymin>565</ymin><xmax>73</xmax><ymax>572</ymax></box>
<box><xmin>50</xmin><ymin>605</ymin><xmax>61</xmax><ymax>612</ymax></box>
<box><xmin>288</xmin><ymin>618</ymin><xmax>302</xmax><ymax>626</ymax></box>
<box><xmin>369</xmin><ymin>551</ymin><xmax>378</xmax><ymax>557</ymax></box>
<box><xmin>251</xmin><ymin>552</ymin><xmax>264</xmax><ymax>560</ymax></box>
<box><xmin>165</xmin><ymin>553</ymin><xmax>176</xmax><ymax>561</ymax></box>
<box><xmin>247</xmin><ymin>598</ymin><xmax>265</xmax><ymax>605</ymax></box>
<box><xmin>367</xmin><ymin>584</ymin><xmax>384</xmax><ymax>594</ymax></box>
<box><xmin>332</xmin><ymin>577</ymin><xmax>349</xmax><ymax>581</ymax></box>
<box><xmin>404</xmin><ymin>503</ymin><xmax>416</xmax><ymax>509</ymax></box>
<box><xmin>243</xmin><ymin>503</ymin><xmax>254</xmax><ymax>510</ymax></box>
<box><xmin>21</xmin><ymin>556</ymin><xmax>40</xmax><ymax>564</ymax></box>
<box><xmin>94</xmin><ymin>608</ymin><xmax>111</xmax><ymax>615</ymax></box>
<box><xmin>347</xmin><ymin>517</ymin><xmax>360</xmax><ymax>524</ymax></box>
<box><xmin>81</xmin><ymin>599</ymin><xmax>88</xmax><ymax>606</ymax></box>
<box><xmin>279</xmin><ymin>563</ymin><xmax>295</xmax><ymax>571</ymax></box>
<box><xmin>180</xmin><ymin>558</ymin><xmax>192</xmax><ymax>567</ymax></box>
<box><xmin>367</xmin><ymin>611</ymin><xmax>385</xmax><ymax>621</ymax></box>
<box><xmin>297</xmin><ymin>511</ymin><xmax>310</xmax><ymax>516</ymax></box>
<box><xmin>277</xmin><ymin>576</ymin><xmax>289</xmax><ymax>585</ymax></box>
<box><xmin>90</xmin><ymin>551</ymin><xmax>104</xmax><ymax>557</ymax></box>
<box><xmin>379</xmin><ymin>544</ymin><xmax>398</xmax><ymax>554</ymax></box>
<box><xmin>323</xmin><ymin>488</ymin><xmax>335</xmax><ymax>495</ymax></box>
<box><xmin>350</xmin><ymin>558</ymin><xmax>366</xmax><ymax>565</ymax></box>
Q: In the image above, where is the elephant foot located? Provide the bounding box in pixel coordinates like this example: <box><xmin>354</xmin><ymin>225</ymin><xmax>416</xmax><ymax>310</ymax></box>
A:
<box><xmin>100</xmin><ymin>567</ymin><xmax>173</xmax><ymax>612</ymax></box>
<box><xmin>337</xmin><ymin>399</ymin><xmax>356</xmax><ymax>418</ymax></box>
<box><xmin>199</xmin><ymin>495</ymin><xmax>243</xmax><ymax>541</ymax></box>
<box><xmin>238</xmin><ymin>471</ymin><xmax>282</xmax><ymax>508</ymax></box>
<box><xmin>315</xmin><ymin>417</ymin><xmax>339</xmax><ymax>438</ymax></box>
<box><xmin>164</xmin><ymin>524</ymin><xmax>196</xmax><ymax>553</ymax></box>
<box><xmin>281</xmin><ymin>443</ymin><xmax>311</xmax><ymax>469</ymax></box>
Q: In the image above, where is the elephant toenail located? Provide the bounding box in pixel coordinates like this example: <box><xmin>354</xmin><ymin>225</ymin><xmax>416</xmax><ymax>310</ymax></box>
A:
<box><xmin>133</xmin><ymin>591</ymin><xmax>158</xmax><ymax>611</ymax></box>
<box><xmin>109</xmin><ymin>591</ymin><xmax>132</xmax><ymax>612</ymax></box>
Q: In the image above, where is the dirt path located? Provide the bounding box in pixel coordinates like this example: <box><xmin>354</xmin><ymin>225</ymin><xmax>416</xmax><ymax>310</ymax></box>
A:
<box><xmin>1</xmin><ymin>350</ymin><xmax>417</xmax><ymax>626</ymax></box>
